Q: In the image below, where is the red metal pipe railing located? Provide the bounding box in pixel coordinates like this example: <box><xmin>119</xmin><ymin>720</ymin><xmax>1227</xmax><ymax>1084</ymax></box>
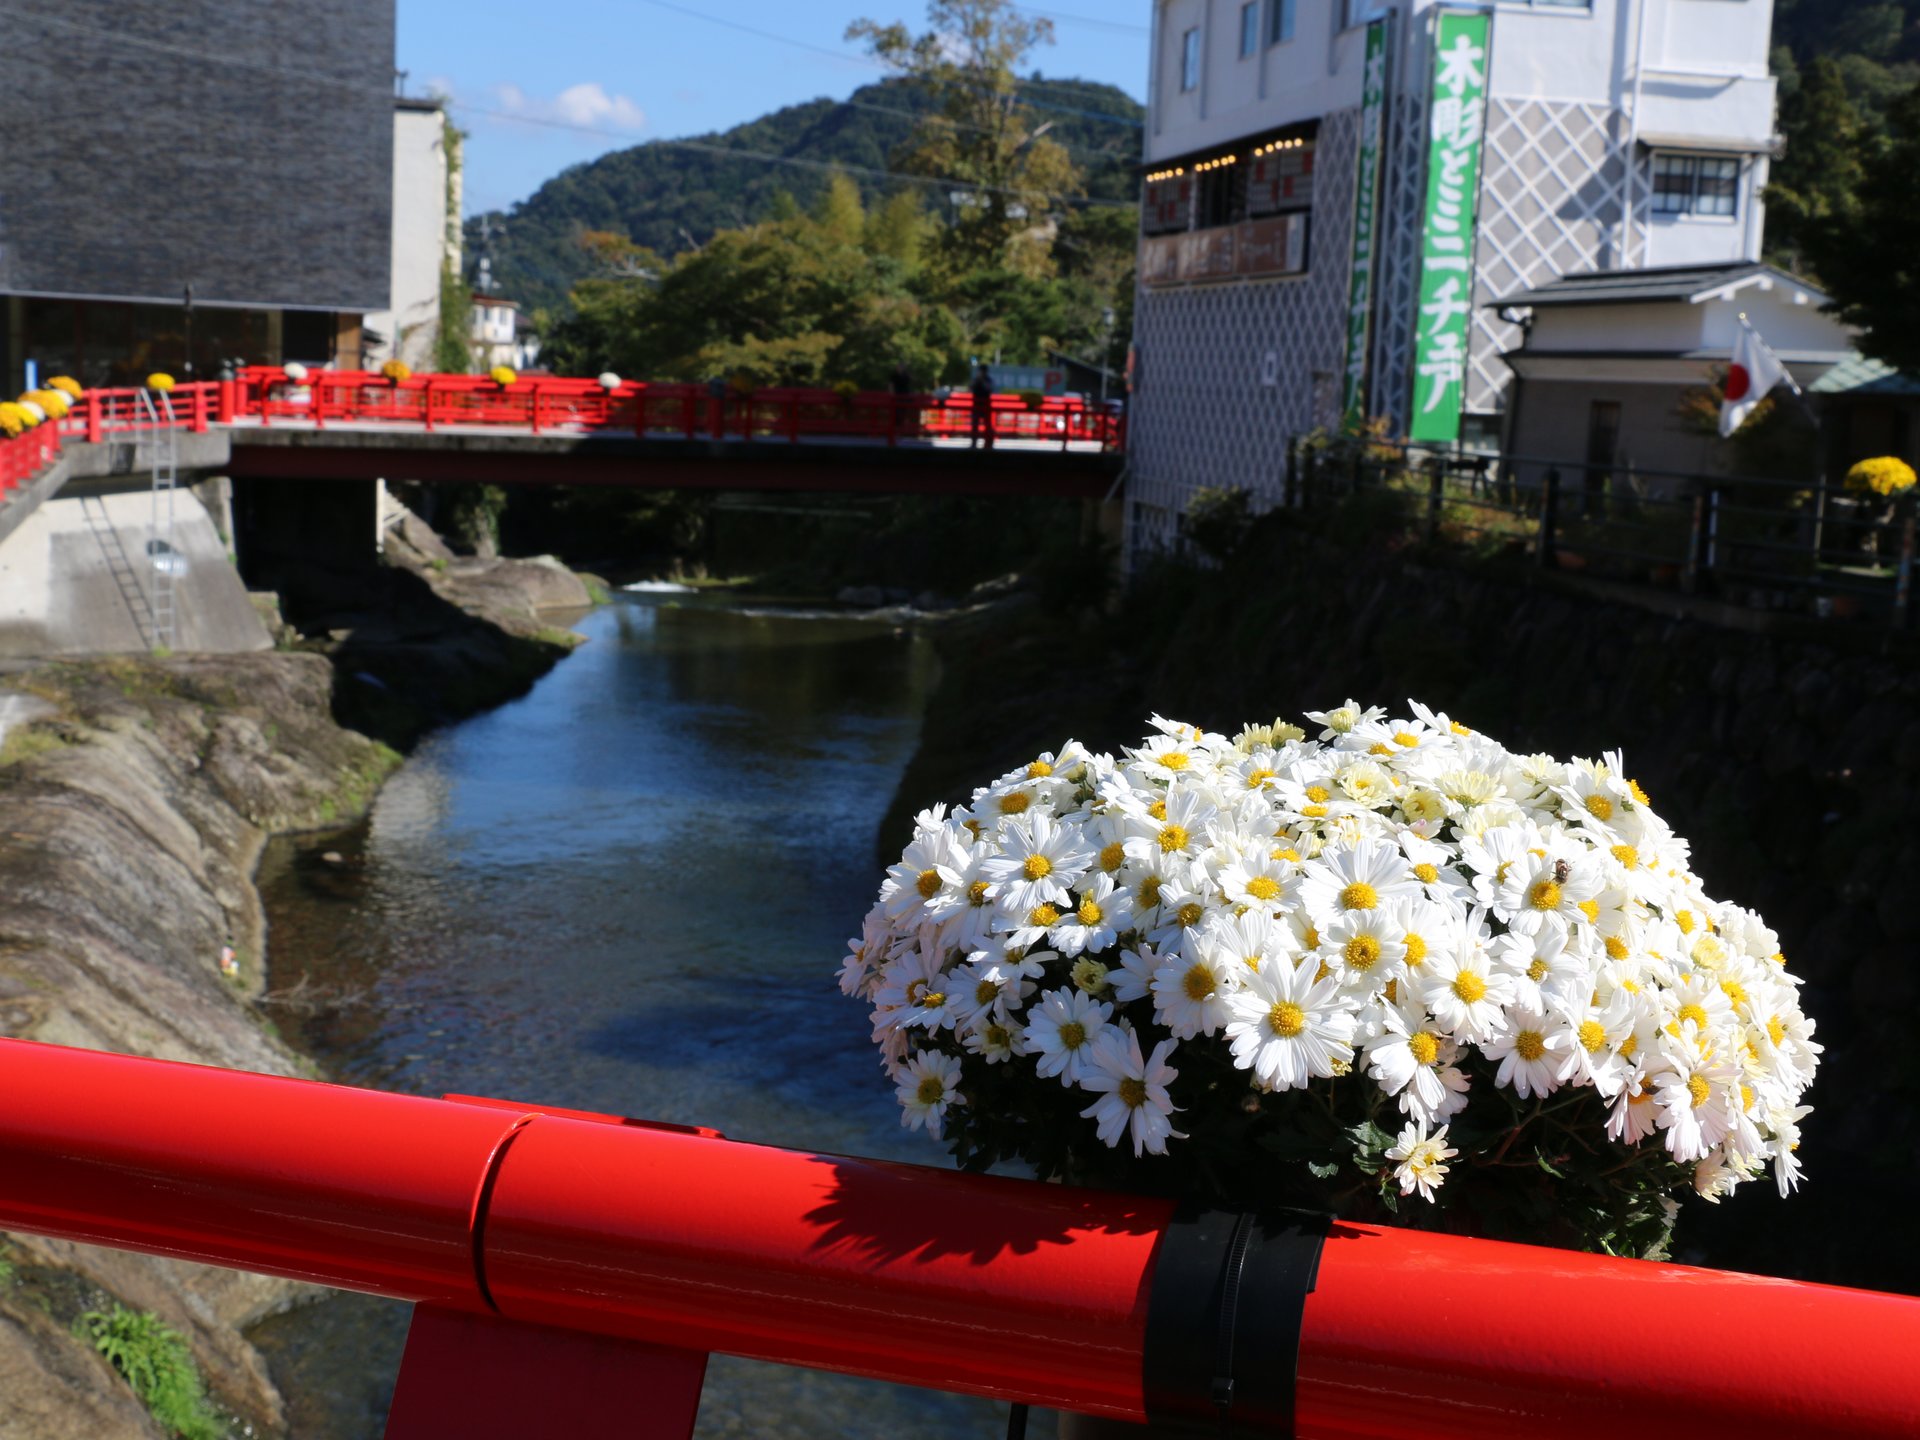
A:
<box><xmin>0</xmin><ymin>1037</ymin><xmax>1916</xmax><ymax>1436</ymax></box>
<box><xmin>0</xmin><ymin>370</ymin><xmax>1124</xmax><ymax>501</ymax></box>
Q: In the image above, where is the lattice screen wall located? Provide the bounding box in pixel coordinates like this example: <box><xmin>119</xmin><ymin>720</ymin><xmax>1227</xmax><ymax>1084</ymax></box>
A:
<box><xmin>1127</xmin><ymin>107</ymin><xmax>1360</xmax><ymax>556</ymax></box>
<box><xmin>1469</xmin><ymin>96</ymin><xmax>1648</xmax><ymax>413</ymax></box>
<box><xmin>1369</xmin><ymin>84</ymin><xmax>1430</xmax><ymax>437</ymax></box>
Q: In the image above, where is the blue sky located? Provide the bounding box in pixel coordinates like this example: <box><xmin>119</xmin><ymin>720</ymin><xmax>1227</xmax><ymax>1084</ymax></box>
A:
<box><xmin>397</xmin><ymin>0</ymin><xmax>1151</xmax><ymax>215</ymax></box>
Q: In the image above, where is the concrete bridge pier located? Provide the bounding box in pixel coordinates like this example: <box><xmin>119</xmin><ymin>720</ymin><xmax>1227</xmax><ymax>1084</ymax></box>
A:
<box><xmin>231</xmin><ymin>475</ymin><xmax>387</xmax><ymax>612</ymax></box>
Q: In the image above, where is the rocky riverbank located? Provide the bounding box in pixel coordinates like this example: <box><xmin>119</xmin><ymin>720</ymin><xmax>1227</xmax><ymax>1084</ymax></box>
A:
<box><xmin>0</xmin><ymin>520</ymin><xmax>594</xmax><ymax>1437</ymax></box>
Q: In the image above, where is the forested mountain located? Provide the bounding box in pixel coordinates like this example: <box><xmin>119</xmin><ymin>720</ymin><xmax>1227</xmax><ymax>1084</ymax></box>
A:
<box><xmin>467</xmin><ymin>75</ymin><xmax>1144</xmax><ymax>316</ymax></box>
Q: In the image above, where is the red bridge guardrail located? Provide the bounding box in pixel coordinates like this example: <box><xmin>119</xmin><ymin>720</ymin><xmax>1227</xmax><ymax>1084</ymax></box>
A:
<box><xmin>0</xmin><ymin>369</ymin><xmax>1123</xmax><ymax>481</ymax></box>
<box><xmin>0</xmin><ymin>1037</ymin><xmax>1915</xmax><ymax>1438</ymax></box>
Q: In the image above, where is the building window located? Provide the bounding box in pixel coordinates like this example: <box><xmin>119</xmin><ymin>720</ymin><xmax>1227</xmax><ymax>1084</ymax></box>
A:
<box><xmin>1181</xmin><ymin>27</ymin><xmax>1202</xmax><ymax>91</ymax></box>
<box><xmin>1651</xmin><ymin>153</ymin><xmax>1739</xmax><ymax>217</ymax></box>
<box><xmin>1240</xmin><ymin>2</ymin><xmax>1260</xmax><ymax>57</ymax></box>
<box><xmin>1269</xmin><ymin>0</ymin><xmax>1296</xmax><ymax>44</ymax></box>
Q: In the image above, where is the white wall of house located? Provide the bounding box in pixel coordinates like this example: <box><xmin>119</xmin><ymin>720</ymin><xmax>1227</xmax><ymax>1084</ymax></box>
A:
<box><xmin>365</xmin><ymin>100</ymin><xmax>451</xmax><ymax>370</ymax></box>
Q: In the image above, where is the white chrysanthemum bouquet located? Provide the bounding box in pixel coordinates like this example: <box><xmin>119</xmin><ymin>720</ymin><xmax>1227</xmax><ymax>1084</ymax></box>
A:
<box><xmin>841</xmin><ymin>703</ymin><xmax>1820</xmax><ymax>1253</ymax></box>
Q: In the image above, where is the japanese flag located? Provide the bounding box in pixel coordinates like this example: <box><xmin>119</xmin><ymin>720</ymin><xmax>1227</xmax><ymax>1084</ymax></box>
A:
<box><xmin>1720</xmin><ymin>320</ymin><xmax>1797</xmax><ymax>437</ymax></box>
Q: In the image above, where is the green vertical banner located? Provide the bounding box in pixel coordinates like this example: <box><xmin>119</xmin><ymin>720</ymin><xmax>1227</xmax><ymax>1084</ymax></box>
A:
<box><xmin>1408</xmin><ymin>9</ymin><xmax>1492</xmax><ymax>443</ymax></box>
<box><xmin>1341</xmin><ymin>19</ymin><xmax>1389</xmax><ymax>433</ymax></box>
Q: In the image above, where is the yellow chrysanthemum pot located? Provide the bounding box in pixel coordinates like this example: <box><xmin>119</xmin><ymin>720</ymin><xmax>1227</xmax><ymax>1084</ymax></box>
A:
<box><xmin>490</xmin><ymin>365</ymin><xmax>518</xmax><ymax>388</ymax></box>
<box><xmin>1845</xmin><ymin>456</ymin><xmax>1917</xmax><ymax>499</ymax></box>
<box><xmin>381</xmin><ymin>359</ymin><xmax>413</xmax><ymax>383</ymax></box>
<box><xmin>147</xmin><ymin>372</ymin><xmax>177</xmax><ymax>393</ymax></box>
<box><xmin>47</xmin><ymin>375</ymin><xmax>84</xmax><ymax>399</ymax></box>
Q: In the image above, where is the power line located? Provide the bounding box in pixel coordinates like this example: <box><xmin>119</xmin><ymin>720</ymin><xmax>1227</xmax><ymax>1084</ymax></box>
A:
<box><xmin>625</xmin><ymin>0</ymin><xmax>1143</xmax><ymax>127</ymax></box>
<box><xmin>450</xmin><ymin>102</ymin><xmax>1135</xmax><ymax>210</ymax></box>
<box><xmin>1011</xmin><ymin>4</ymin><xmax>1152</xmax><ymax>36</ymax></box>
<box><xmin>0</xmin><ymin>0</ymin><xmax>1141</xmax><ymax>208</ymax></box>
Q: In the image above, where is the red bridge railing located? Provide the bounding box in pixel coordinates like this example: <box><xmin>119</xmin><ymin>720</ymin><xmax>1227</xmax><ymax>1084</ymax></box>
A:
<box><xmin>0</xmin><ymin>369</ymin><xmax>1123</xmax><ymax>500</ymax></box>
<box><xmin>0</xmin><ymin>1037</ymin><xmax>1915</xmax><ymax>1439</ymax></box>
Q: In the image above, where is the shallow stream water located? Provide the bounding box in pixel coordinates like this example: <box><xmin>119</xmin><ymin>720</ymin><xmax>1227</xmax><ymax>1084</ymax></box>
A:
<box><xmin>247</xmin><ymin>595</ymin><xmax>1051</xmax><ymax>1439</ymax></box>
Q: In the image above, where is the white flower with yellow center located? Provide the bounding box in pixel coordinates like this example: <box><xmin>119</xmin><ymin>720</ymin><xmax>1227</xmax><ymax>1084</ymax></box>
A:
<box><xmin>1491</xmin><ymin>844</ymin><xmax>1602</xmax><ymax>940</ymax></box>
<box><xmin>1150</xmin><ymin>935</ymin><xmax>1242</xmax><ymax>1039</ymax></box>
<box><xmin>1222</xmin><ymin>959</ymin><xmax>1355</xmax><ymax>1091</ymax></box>
<box><xmin>1216</xmin><ymin>847</ymin><xmax>1297</xmax><ymax>915</ymax></box>
<box><xmin>880</xmin><ymin>823</ymin><xmax>970</xmax><ymax>925</ymax></box>
<box><xmin>1551</xmin><ymin>991</ymin><xmax>1634</xmax><ymax>1097</ymax></box>
<box><xmin>1297</xmin><ymin>837</ymin><xmax>1421</xmax><ymax>923</ymax></box>
<box><xmin>1365</xmin><ymin>1000</ymin><xmax>1470</xmax><ymax>1124</ymax></box>
<box><xmin>1121</xmin><ymin>782</ymin><xmax>1219</xmax><ymax>871</ymax></box>
<box><xmin>896</xmin><ymin>1050</ymin><xmax>965</xmax><ymax>1136</ymax></box>
<box><xmin>1418</xmin><ymin>925</ymin><xmax>1517</xmax><ymax>1045</ymax></box>
<box><xmin>1319</xmin><ymin>907</ymin><xmax>1408</xmax><ymax>996</ymax></box>
<box><xmin>1051</xmin><ymin>873</ymin><xmax>1132</xmax><ymax>958</ymax></box>
<box><xmin>952</xmin><ymin>955</ymin><xmax>1036</xmax><ymax>1034</ymax></box>
<box><xmin>1385</xmin><ymin>1120</ymin><xmax>1458</xmax><ymax>1202</ymax></box>
<box><xmin>1125</xmin><ymin>730</ymin><xmax>1205</xmax><ymax>783</ymax></box>
<box><xmin>980</xmin><ymin>811</ymin><xmax>1094</xmax><ymax>916</ymax></box>
<box><xmin>962</xmin><ymin>1016</ymin><xmax>1030</xmax><ymax>1065</ymax></box>
<box><xmin>1653</xmin><ymin>1048</ymin><xmax>1742</xmax><ymax>1162</ymax></box>
<box><xmin>1079</xmin><ymin>1030</ymin><xmax>1184</xmax><ymax>1156</ymax></box>
<box><xmin>872</xmin><ymin>940</ymin><xmax>959</xmax><ymax>1034</ymax></box>
<box><xmin>1144</xmin><ymin>880</ymin><xmax>1216</xmax><ymax>951</ymax></box>
<box><xmin>1491</xmin><ymin>928</ymin><xmax>1584</xmax><ymax>1013</ymax></box>
<box><xmin>1480</xmin><ymin>1005</ymin><xmax>1566</xmax><ymax>1099</ymax></box>
<box><xmin>1023</xmin><ymin>986</ymin><xmax>1116</xmax><ymax>1084</ymax></box>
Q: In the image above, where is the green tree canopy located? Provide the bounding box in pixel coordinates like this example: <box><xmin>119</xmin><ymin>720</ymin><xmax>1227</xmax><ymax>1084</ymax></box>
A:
<box><xmin>848</xmin><ymin>0</ymin><xmax>1085</xmax><ymax>277</ymax></box>
<box><xmin>1799</xmin><ymin>79</ymin><xmax>1920</xmax><ymax>373</ymax></box>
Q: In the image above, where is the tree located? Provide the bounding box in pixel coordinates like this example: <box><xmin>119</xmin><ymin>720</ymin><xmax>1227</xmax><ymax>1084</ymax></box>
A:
<box><xmin>848</xmin><ymin>0</ymin><xmax>1084</xmax><ymax>276</ymax></box>
<box><xmin>543</xmin><ymin>205</ymin><xmax>964</xmax><ymax>389</ymax></box>
<box><xmin>1803</xmin><ymin>79</ymin><xmax>1920</xmax><ymax>373</ymax></box>
<box><xmin>1766</xmin><ymin>58</ymin><xmax>1868</xmax><ymax>275</ymax></box>
<box><xmin>813</xmin><ymin>172</ymin><xmax>867</xmax><ymax>246</ymax></box>
<box><xmin>865</xmin><ymin>190</ymin><xmax>931</xmax><ymax>269</ymax></box>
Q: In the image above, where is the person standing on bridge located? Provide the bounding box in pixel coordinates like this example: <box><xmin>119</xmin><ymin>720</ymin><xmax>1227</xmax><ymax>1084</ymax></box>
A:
<box><xmin>969</xmin><ymin>363</ymin><xmax>995</xmax><ymax>451</ymax></box>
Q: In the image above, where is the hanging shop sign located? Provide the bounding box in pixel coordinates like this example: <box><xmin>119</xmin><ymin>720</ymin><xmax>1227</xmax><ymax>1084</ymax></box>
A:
<box><xmin>1341</xmin><ymin>18</ymin><xmax>1390</xmax><ymax>432</ymax></box>
<box><xmin>1408</xmin><ymin>8</ymin><xmax>1492</xmax><ymax>443</ymax></box>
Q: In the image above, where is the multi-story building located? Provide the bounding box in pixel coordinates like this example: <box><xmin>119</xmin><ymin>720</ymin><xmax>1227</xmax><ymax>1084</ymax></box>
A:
<box><xmin>366</xmin><ymin>96</ymin><xmax>461</xmax><ymax>372</ymax></box>
<box><xmin>0</xmin><ymin>1</ymin><xmax>396</xmax><ymax>389</ymax></box>
<box><xmin>1128</xmin><ymin>0</ymin><xmax>1779</xmax><ymax>548</ymax></box>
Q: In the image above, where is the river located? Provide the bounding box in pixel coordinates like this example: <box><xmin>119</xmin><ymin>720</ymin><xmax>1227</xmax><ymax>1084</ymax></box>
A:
<box><xmin>247</xmin><ymin>594</ymin><xmax>1046</xmax><ymax>1439</ymax></box>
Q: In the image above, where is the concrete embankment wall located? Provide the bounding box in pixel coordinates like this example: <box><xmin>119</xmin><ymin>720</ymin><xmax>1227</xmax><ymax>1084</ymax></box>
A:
<box><xmin>0</xmin><ymin>485</ymin><xmax>271</xmax><ymax>659</ymax></box>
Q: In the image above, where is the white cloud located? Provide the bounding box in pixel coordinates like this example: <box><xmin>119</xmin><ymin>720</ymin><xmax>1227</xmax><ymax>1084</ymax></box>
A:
<box><xmin>489</xmin><ymin>80</ymin><xmax>646</xmax><ymax>134</ymax></box>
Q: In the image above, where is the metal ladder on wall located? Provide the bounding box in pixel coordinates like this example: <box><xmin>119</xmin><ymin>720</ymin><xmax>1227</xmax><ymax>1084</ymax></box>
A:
<box><xmin>134</xmin><ymin>388</ymin><xmax>179</xmax><ymax>652</ymax></box>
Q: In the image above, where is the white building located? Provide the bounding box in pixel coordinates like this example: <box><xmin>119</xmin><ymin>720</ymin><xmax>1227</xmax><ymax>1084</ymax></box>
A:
<box><xmin>1130</xmin><ymin>0</ymin><xmax>1780</xmax><ymax>548</ymax></box>
<box><xmin>365</xmin><ymin>96</ymin><xmax>459</xmax><ymax>371</ymax></box>
<box><xmin>470</xmin><ymin>294</ymin><xmax>538</xmax><ymax>373</ymax></box>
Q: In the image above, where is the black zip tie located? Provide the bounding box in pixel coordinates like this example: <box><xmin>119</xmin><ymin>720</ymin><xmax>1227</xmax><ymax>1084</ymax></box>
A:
<box><xmin>1141</xmin><ymin>1206</ymin><xmax>1329</xmax><ymax>1438</ymax></box>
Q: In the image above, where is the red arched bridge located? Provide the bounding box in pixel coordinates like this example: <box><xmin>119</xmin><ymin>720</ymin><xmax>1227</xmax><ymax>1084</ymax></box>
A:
<box><xmin>0</xmin><ymin>367</ymin><xmax>1125</xmax><ymax>503</ymax></box>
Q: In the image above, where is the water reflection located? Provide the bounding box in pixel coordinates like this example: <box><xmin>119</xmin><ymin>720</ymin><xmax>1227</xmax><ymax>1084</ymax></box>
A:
<box><xmin>250</xmin><ymin>596</ymin><xmax>1045</xmax><ymax>1438</ymax></box>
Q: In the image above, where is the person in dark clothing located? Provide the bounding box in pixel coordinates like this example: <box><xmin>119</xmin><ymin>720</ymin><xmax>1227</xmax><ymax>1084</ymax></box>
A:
<box><xmin>889</xmin><ymin>362</ymin><xmax>913</xmax><ymax>396</ymax></box>
<box><xmin>969</xmin><ymin>363</ymin><xmax>995</xmax><ymax>450</ymax></box>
